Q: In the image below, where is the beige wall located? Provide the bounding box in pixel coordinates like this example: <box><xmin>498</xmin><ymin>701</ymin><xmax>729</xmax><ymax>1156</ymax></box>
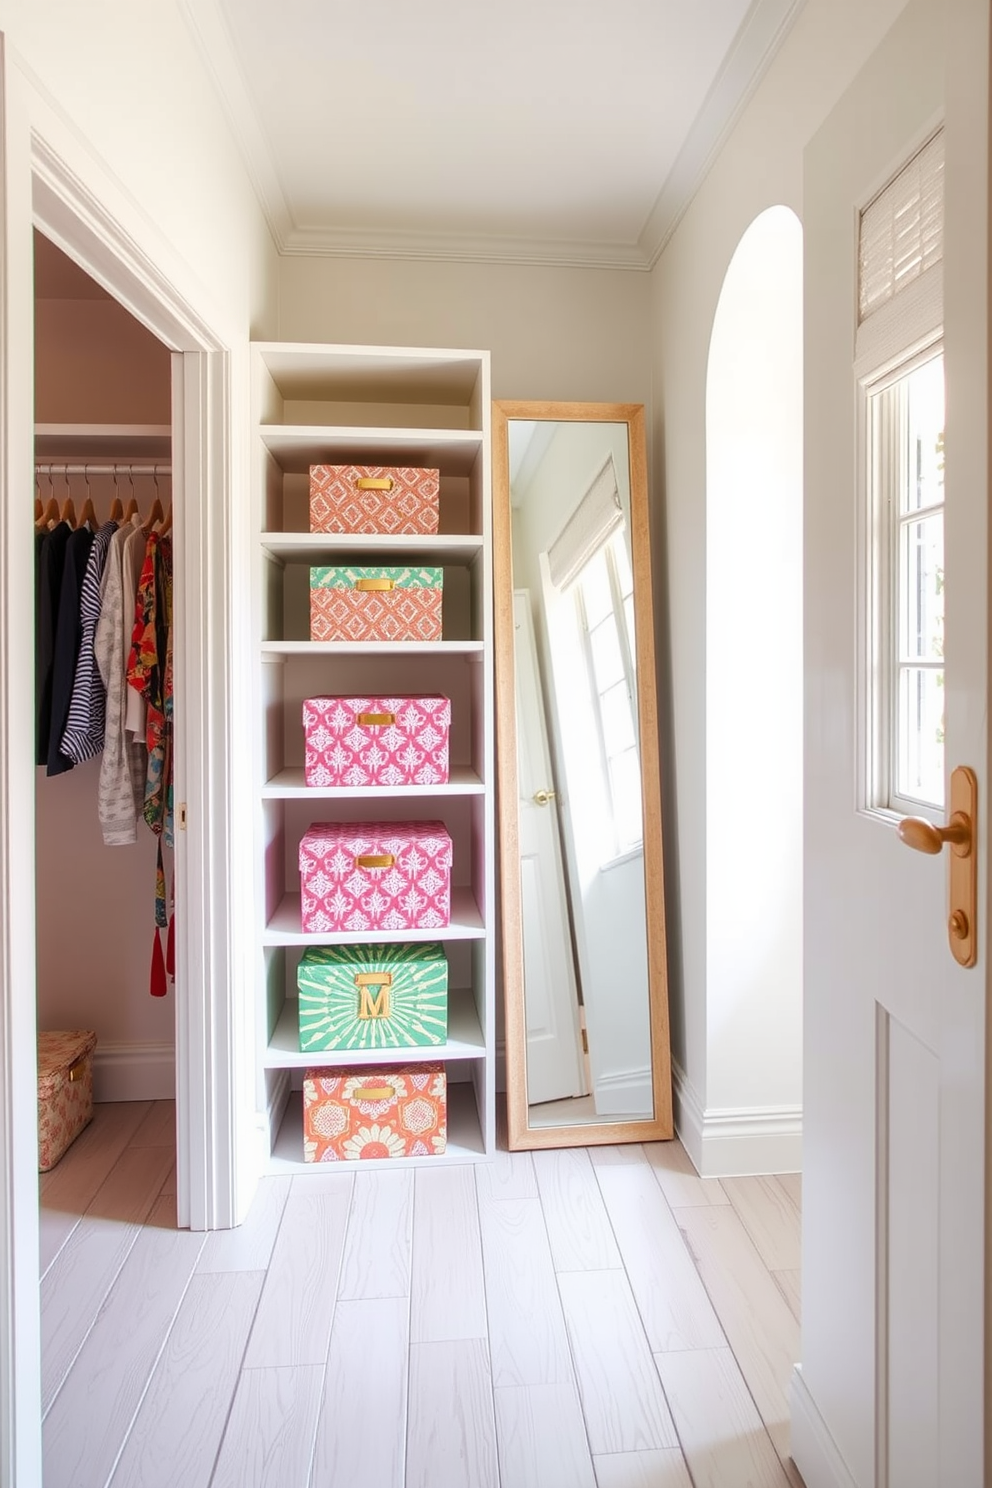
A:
<box><xmin>649</xmin><ymin>0</ymin><xmax>911</xmax><ymax>1141</ymax></box>
<box><xmin>278</xmin><ymin>256</ymin><xmax>652</xmax><ymax>405</ymax></box>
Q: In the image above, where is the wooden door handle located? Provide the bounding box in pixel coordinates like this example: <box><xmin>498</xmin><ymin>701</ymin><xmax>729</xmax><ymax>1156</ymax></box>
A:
<box><xmin>896</xmin><ymin>766</ymin><xmax>977</xmax><ymax>967</ymax></box>
<box><xmin>896</xmin><ymin>813</ymin><xmax>971</xmax><ymax>855</ymax></box>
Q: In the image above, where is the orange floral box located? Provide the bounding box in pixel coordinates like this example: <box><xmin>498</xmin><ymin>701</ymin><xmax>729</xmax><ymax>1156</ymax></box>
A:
<box><xmin>302</xmin><ymin>1062</ymin><xmax>446</xmax><ymax>1162</ymax></box>
<box><xmin>37</xmin><ymin>1029</ymin><xmax>97</xmax><ymax>1172</ymax></box>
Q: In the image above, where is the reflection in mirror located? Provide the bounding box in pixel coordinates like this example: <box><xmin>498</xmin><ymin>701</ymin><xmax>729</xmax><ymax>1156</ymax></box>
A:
<box><xmin>494</xmin><ymin>403</ymin><xmax>672</xmax><ymax>1150</ymax></box>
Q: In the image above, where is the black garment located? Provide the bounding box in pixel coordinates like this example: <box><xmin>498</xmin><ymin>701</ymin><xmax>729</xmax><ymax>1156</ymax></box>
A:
<box><xmin>47</xmin><ymin>526</ymin><xmax>93</xmax><ymax>777</ymax></box>
<box><xmin>36</xmin><ymin>521</ymin><xmax>71</xmax><ymax>765</ymax></box>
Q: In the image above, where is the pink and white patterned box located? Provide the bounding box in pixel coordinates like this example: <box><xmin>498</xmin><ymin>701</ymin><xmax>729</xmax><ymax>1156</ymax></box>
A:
<box><xmin>299</xmin><ymin>820</ymin><xmax>453</xmax><ymax>933</ymax></box>
<box><xmin>303</xmin><ymin>696</ymin><xmax>451</xmax><ymax>788</ymax></box>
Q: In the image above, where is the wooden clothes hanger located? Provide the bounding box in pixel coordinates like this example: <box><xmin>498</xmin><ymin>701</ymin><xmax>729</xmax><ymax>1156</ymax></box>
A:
<box><xmin>123</xmin><ymin>467</ymin><xmax>139</xmax><ymax>523</ymax></box>
<box><xmin>59</xmin><ymin>472</ymin><xmax>76</xmax><ymax>528</ymax></box>
<box><xmin>36</xmin><ymin>472</ymin><xmax>60</xmax><ymax>529</ymax></box>
<box><xmin>109</xmin><ymin>469</ymin><xmax>124</xmax><ymax>524</ymax></box>
<box><xmin>144</xmin><ymin>469</ymin><xmax>165</xmax><ymax>531</ymax></box>
<box><xmin>77</xmin><ymin>469</ymin><xmax>98</xmax><ymax>532</ymax></box>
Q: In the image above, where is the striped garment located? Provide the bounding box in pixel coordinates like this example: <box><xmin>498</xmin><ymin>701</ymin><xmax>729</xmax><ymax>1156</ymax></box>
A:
<box><xmin>95</xmin><ymin>518</ymin><xmax>147</xmax><ymax>845</ymax></box>
<box><xmin>60</xmin><ymin>521</ymin><xmax>119</xmax><ymax>763</ymax></box>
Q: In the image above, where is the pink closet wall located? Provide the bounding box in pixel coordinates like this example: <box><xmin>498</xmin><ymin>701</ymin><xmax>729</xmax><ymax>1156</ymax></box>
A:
<box><xmin>34</xmin><ymin>244</ymin><xmax>175</xmax><ymax>1088</ymax></box>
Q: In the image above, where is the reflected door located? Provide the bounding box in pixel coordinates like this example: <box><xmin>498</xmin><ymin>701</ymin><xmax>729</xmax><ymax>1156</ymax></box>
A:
<box><xmin>514</xmin><ymin>591</ymin><xmax>586</xmax><ymax>1104</ymax></box>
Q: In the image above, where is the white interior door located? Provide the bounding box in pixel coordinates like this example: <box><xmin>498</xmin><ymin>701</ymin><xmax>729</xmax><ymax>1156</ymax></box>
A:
<box><xmin>513</xmin><ymin>590</ymin><xmax>586</xmax><ymax>1106</ymax></box>
<box><xmin>799</xmin><ymin>5</ymin><xmax>987</xmax><ymax>1487</ymax></box>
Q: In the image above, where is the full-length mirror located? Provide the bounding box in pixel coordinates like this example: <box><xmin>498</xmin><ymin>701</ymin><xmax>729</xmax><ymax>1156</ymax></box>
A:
<box><xmin>494</xmin><ymin>402</ymin><xmax>672</xmax><ymax>1149</ymax></box>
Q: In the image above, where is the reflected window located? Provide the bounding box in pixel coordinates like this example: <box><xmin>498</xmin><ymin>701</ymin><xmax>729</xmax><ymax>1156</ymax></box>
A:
<box><xmin>572</xmin><ymin>529</ymin><xmax>642</xmax><ymax>855</ymax></box>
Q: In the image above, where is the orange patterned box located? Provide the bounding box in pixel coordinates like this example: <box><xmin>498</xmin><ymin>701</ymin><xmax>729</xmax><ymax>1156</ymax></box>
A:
<box><xmin>37</xmin><ymin>1029</ymin><xmax>97</xmax><ymax>1172</ymax></box>
<box><xmin>310</xmin><ymin>464</ymin><xmax>440</xmax><ymax>536</ymax></box>
<box><xmin>309</xmin><ymin>566</ymin><xmax>443</xmax><ymax>644</ymax></box>
<box><xmin>302</xmin><ymin>1062</ymin><xmax>446</xmax><ymax>1162</ymax></box>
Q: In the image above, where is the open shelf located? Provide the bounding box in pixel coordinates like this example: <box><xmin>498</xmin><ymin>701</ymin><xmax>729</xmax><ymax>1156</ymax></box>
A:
<box><xmin>253</xmin><ymin>341</ymin><xmax>494</xmax><ymax>1173</ymax></box>
<box><xmin>34</xmin><ymin>422</ymin><xmax>172</xmax><ymax>460</ymax></box>
<box><xmin>269</xmin><ymin>1080</ymin><xmax>484</xmax><ymax>1173</ymax></box>
<box><xmin>261</xmin><ymin>426</ymin><xmax>483</xmax><ymax>474</ymax></box>
<box><xmin>262</xmin><ymin>765</ymin><xmax>485</xmax><ymax>798</ymax></box>
<box><xmin>262</xmin><ymin>639</ymin><xmax>484</xmax><ymax>658</ymax></box>
<box><xmin>261</xmin><ymin>531</ymin><xmax>484</xmax><ymax>564</ymax></box>
<box><xmin>265</xmin><ymin>987</ymin><xmax>485</xmax><ymax>1067</ymax></box>
<box><xmin>264</xmin><ymin>888</ymin><xmax>486</xmax><ymax>944</ymax></box>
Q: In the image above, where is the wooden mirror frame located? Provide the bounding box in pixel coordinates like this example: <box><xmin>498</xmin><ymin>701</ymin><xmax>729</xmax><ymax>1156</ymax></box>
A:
<box><xmin>493</xmin><ymin>400</ymin><xmax>673</xmax><ymax>1150</ymax></box>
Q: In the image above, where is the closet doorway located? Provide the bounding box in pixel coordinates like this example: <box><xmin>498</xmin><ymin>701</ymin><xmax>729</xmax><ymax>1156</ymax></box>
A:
<box><xmin>34</xmin><ymin>230</ymin><xmax>177</xmax><ymax>1111</ymax></box>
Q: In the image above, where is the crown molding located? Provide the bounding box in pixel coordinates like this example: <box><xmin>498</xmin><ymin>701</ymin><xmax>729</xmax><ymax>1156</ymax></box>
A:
<box><xmin>278</xmin><ymin>221</ymin><xmax>652</xmax><ymax>271</ymax></box>
<box><xmin>181</xmin><ymin>0</ymin><xmax>806</xmax><ymax>273</ymax></box>
<box><xmin>639</xmin><ymin>0</ymin><xmax>809</xmax><ymax>266</ymax></box>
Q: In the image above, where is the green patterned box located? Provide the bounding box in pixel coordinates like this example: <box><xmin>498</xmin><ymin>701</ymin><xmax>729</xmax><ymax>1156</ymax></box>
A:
<box><xmin>309</xmin><ymin>565</ymin><xmax>443</xmax><ymax>643</ymax></box>
<box><xmin>297</xmin><ymin>942</ymin><xmax>448</xmax><ymax>1052</ymax></box>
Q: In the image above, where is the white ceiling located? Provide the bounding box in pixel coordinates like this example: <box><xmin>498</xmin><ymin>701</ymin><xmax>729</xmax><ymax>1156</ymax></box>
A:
<box><xmin>183</xmin><ymin>0</ymin><xmax>805</xmax><ymax>270</ymax></box>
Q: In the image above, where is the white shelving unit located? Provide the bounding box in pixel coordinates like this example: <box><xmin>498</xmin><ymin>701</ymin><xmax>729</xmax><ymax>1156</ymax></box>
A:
<box><xmin>251</xmin><ymin>343</ymin><xmax>495</xmax><ymax>1173</ymax></box>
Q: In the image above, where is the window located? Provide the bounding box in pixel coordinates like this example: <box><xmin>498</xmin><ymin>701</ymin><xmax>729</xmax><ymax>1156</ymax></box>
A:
<box><xmin>859</xmin><ymin>129</ymin><xmax>944</xmax><ymax>816</ymax></box>
<box><xmin>869</xmin><ymin>352</ymin><xmax>945</xmax><ymax>811</ymax></box>
<box><xmin>572</xmin><ymin>529</ymin><xmax>642</xmax><ymax>856</ymax></box>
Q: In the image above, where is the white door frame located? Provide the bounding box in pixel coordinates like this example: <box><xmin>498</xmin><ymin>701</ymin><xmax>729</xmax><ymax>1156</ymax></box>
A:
<box><xmin>0</xmin><ymin>62</ymin><xmax>249</xmax><ymax>1487</ymax></box>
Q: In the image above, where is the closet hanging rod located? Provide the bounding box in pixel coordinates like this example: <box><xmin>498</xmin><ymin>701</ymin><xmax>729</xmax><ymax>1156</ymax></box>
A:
<box><xmin>34</xmin><ymin>462</ymin><xmax>171</xmax><ymax>476</ymax></box>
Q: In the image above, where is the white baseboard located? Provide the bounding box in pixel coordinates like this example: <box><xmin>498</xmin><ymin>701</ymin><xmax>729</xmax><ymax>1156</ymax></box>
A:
<box><xmin>790</xmin><ymin>1365</ymin><xmax>859</xmax><ymax>1488</ymax></box>
<box><xmin>93</xmin><ymin>1041</ymin><xmax>175</xmax><ymax>1102</ymax></box>
<box><xmin>672</xmin><ymin>1061</ymin><xmax>803</xmax><ymax>1176</ymax></box>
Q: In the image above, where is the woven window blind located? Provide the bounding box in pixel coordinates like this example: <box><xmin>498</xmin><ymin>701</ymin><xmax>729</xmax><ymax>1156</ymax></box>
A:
<box><xmin>859</xmin><ymin>130</ymin><xmax>944</xmax><ymax>323</ymax></box>
<box><xmin>548</xmin><ymin>458</ymin><xmax>623</xmax><ymax>591</ymax></box>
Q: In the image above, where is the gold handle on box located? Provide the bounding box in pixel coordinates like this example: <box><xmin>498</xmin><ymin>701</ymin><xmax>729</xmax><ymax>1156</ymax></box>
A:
<box><xmin>356</xmin><ymin>971</ymin><xmax>393</xmax><ymax>1020</ymax></box>
<box><xmin>352</xmin><ymin>1085</ymin><xmax>396</xmax><ymax>1101</ymax></box>
<box><xmin>356</xmin><ymin>854</ymin><xmax>395</xmax><ymax>869</ymax></box>
<box><xmin>356</xmin><ymin>477</ymin><xmax>394</xmax><ymax>491</ymax></box>
<box><xmin>67</xmin><ymin>1054</ymin><xmax>86</xmax><ymax>1083</ymax></box>
<box><xmin>357</xmin><ymin>712</ymin><xmax>395</xmax><ymax>726</ymax></box>
<box><xmin>355</xmin><ymin>578</ymin><xmax>395</xmax><ymax>591</ymax></box>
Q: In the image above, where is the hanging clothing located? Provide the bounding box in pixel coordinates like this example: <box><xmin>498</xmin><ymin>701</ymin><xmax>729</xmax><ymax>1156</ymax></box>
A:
<box><xmin>95</xmin><ymin>517</ymin><xmax>147</xmax><ymax>844</ymax></box>
<box><xmin>126</xmin><ymin>531</ymin><xmax>174</xmax><ymax>995</ymax></box>
<box><xmin>60</xmin><ymin>520</ymin><xmax>117</xmax><ymax>764</ymax></box>
<box><xmin>127</xmin><ymin>530</ymin><xmax>174</xmax><ymax>849</ymax></box>
<box><xmin>47</xmin><ymin>525</ymin><xmax>93</xmax><ymax>777</ymax></box>
<box><xmin>123</xmin><ymin>523</ymin><xmax>149</xmax><ymax>745</ymax></box>
<box><xmin>35</xmin><ymin>520</ymin><xmax>71</xmax><ymax>765</ymax></box>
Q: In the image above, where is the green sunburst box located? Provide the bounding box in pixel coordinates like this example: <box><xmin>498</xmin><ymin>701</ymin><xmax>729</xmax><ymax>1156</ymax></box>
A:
<box><xmin>297</xmin><ymin>942</ymin><xmax>448</xmax><ymax>1053</ymax></box>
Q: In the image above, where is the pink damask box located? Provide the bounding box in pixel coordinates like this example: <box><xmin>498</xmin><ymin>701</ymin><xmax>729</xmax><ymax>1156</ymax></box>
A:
<box><xmin>303</xmin><ymin>1062</ymin><xmax>447</xmax><ymax>1161</ymax></box>
<box><xmin>37</xmin><ymin>1029</ymin><xmax>97</xmax><ymax>1172</ymax></box>
<box><xmin>299</xmin><ymin>819</ymin><xmax>452</xmax><ymax>933</ymax></box>
<box><xmin>303</xmin><ymin>695</ymin><xmax>451</xmax><ymax>788</ymax></box>
<box><xmin>309</xmin><ymin>465</ymin><xmax>440</xmax><ymax>536</ymax></box>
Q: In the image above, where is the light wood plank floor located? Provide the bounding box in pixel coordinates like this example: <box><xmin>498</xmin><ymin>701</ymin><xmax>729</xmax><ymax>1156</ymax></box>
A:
<box><xmin>40</xmin><ymin>1100</ymin><xmax>805</xmax><ymax>1488</ymax></box>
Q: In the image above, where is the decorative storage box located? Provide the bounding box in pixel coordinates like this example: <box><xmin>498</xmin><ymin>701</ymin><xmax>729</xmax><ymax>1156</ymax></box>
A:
<box><xmin>303</xmin><ymin>694</ymin><xmax>451</xmax><ymax>788</ymax></box>
<box><xmin>297</xmin><ymin>942</ymin><xmax>448</xmax><ymax>1052</ymax></box>
<box><xmin>309</xmin><ymin>566</ymin><xmax>443</xmax><ymax>644</ymax></box>
<box><xmin>299</xmin><ymin>820</ymin><xmax>452</xmax><ymax>933</ymax></box>
<box><xmin>37</xmin><ymin>1029</ymin><xmax>97</xmax><ymax>1172</ymax></box>
<box><xmin>309</xmin><ymin>465</ymin><xmax>440</xmax><ymax>536</ymax></box>
<box><xmin>303</xmin><ymin>1062</ymin><xmax>447</xmax><ymax>1161</ymax></box>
